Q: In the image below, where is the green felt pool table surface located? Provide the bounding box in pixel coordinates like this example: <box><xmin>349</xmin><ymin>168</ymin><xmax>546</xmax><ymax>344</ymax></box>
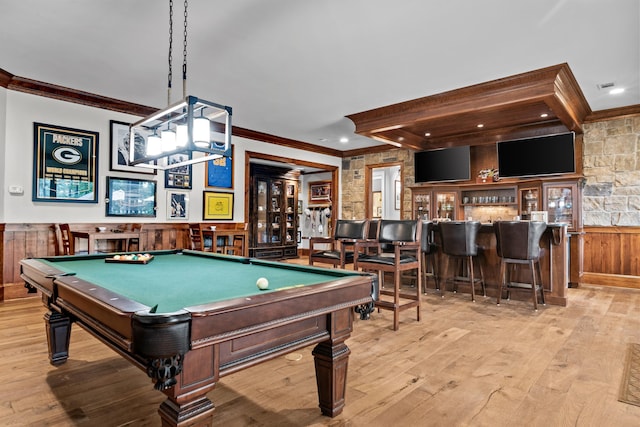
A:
<box><xmin>37</xmin><ymin>250</ymin><xmax>364</xmax><ymax>313</ymax></box>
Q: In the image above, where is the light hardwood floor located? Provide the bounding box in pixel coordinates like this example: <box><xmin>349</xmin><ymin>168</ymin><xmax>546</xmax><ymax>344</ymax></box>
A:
<box><xmin>2</xmin><ymin>276</ymin><xmax>640</xmax><ymax>426</ymax></box>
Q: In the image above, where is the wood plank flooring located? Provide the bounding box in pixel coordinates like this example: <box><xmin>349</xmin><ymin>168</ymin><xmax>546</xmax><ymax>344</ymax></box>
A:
<box><xmin>2</xmin><ymin>276</ymin><xmax>640</xmax><ymax>426</ymax></box>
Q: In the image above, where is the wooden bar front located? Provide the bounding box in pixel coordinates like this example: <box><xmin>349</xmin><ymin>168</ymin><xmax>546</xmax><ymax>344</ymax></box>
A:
<box><xmin>433</xmin><ymin>223</ymin><xmax>568</xmax><ymax>306</ymax></box>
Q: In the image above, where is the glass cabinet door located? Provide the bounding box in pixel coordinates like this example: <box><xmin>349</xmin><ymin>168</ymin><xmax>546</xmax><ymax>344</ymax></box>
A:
<box><xmin>414</xmin><ymin>193</ymin><xmax>431</xmax><ymax>220</ymax></box>
<box><xmin>435</xmin><ymin>191</ymin><xmax>457</xmax><ymax>220</ymax></box>
<box><xmin>270</xmin><ymin>181</ymin><xmax>283</xmax><ymax>244</ymax></box>
<box><xmin>544</xmin><ymin>184</ymin><xmax>575</xmax><ymax>228</ymax></box>
<box><xmin>285</xmin><ymin>182</ymin><xmax>297</xmax><ymax>244</ymax></box>
<box><xmin>256</xmin><ymin>179</ymin><xmax>268</xmax><ymax>244</ymax></box>
<box><xmin>519</xmin><ymin>186</ymin><xmax>540</xmax><ymax>220</ymax></box>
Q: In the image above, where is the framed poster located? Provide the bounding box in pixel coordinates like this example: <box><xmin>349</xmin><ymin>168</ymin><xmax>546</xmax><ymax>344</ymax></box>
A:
<box><xmin>105</xmin><ymin>176</ymin><xmax>157</xmax><ymax>217</ymax></box>
<box><xmin>33</xmin><ymin>122</ymin><xmax>99</xmax><ymax>203</ymax></box>
<box><xmin>205</xmin><ymin>146</ymin><xmax>233</xmax><ymax>188</ymax></box>
<box><xmin>309</xmin><ymin>180</ymin><xmax>331</xmax><ymax>203</ymax></box>
<box><xmin>203</xmin><ymin>191</ymin><xmax>233</xmax><ymax>220</ymax></box>
<box><xmin>167</xmin><ymin>191</ymin><xmax>189</xmax><ymax>220</ymax></box>
<box><xmin>109</xmin><ymin>120</ymin><xmax>155</xmax><ymax>174</ymax></box>
<box><xmin>165</xmin><ymin>153</ymin><xmax>192</xmax><ymax>189</ymax></box>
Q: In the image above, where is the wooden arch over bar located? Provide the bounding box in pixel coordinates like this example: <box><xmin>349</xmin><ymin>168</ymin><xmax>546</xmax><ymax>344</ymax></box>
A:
<box><xmin>346</xmin><ymin>63</ymin><xmax>592</xmax><ymax>151</ymax></box>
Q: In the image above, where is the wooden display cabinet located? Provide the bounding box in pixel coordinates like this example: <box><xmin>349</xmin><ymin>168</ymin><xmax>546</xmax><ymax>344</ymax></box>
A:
<box><xmin>250</xmin><ymin>164</ymin><xmax>299</xmax><ymax>259</ymax></box>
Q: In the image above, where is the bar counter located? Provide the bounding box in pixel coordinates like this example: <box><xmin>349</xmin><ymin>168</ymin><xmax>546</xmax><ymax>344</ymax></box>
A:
<box><xmin>432</xmin><ymin>222</ymin><xmax>569</xmax><ymax>306</ymax></box>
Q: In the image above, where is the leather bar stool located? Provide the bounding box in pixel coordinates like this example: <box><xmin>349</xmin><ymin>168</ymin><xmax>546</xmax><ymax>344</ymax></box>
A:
<box><xmin>438</xmin><ymin>221</ymin><xmax>485</xmax><ymax>302</ymax></box>
<box><xmin>494</xmin><ymin>221</ymin><xmax>548</xmax><ymax>310</ymax></box>
<box><xmin>421</xmin><ymin>220</ymin><xmax>441</xmax><ymax>295</ymax></box>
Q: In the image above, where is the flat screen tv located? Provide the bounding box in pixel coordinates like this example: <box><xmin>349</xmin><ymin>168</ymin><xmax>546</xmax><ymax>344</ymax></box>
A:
<box><xmin>497</xmin><ymin>132</ymin><xmax>575</xmax><ymax>178</ymax></box>
<box><xmin>414</xmin><ymin>146</ymin><xmax>471</xmax><ymax>182</ymax></box>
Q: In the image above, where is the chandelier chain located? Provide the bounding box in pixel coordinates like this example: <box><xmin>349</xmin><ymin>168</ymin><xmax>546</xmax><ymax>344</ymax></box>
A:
<box><xmin>168</xmin><ymin>0</ymin><xmax>174</xmax><ymax>106</ymax></box>
<box><xmin>182</xmin><ymin>0</ymin><xmax>188</xmax><ymax>97</ymax></box>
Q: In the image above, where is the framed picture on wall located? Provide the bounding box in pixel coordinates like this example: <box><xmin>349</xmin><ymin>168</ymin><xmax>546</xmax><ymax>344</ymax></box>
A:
<box><xmin>205</xmin><ymin>145</ymin><xmax>233</xmax><ymax>188</ymax></box>
<box><xmin>109</xmin><ymin>120</ymin><xmax>156</xmax><ymax>174</ymax></box>
<box><xmin>32</xmin><ymin>122</ymin><xmax>99</xmax><ymax>203</ymax></box>
<box><xmin>309</xmin><ymin>180</ymin><xmax>331</xmax><ymax>203</ymax></box>
<box><xmin>165</xmin><ymin>153</ymin><xmax>192</xmax><ymax>189</ymax></box>
<box><xmin>105</xmin><ymin>176</ymin><xmax>156</xmax><ymax>217</ymax></box>
<box><xmin>167</xmin><ymin>191</ymin><xmax>189</xmax><ymax>220</ymax></box>
<box><xmin>203</xmin><ymin>191</ymin><xmax>234</xmax><ymax>220</ymax></box>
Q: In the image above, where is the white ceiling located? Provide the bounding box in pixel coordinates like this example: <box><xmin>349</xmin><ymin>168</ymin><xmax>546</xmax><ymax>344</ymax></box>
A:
<box><xmin>1</xmin><ymin>0</ymin><xmax>638</xmax><ymax>152</ymax></box>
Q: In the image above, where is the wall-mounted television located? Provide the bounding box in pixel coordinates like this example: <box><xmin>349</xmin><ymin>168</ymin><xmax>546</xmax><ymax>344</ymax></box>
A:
<box><xmin>414</xmin><ymin>146</ymin><xmax>471</xmax><ymax>183</ymax></box>
<box><xmin>497</xmin><ymin>132</ymin><xmax>575</xmax><ymax>178</ymax></box>
<box><xmin>106</xmin><ymin>176</ymin><xmax>157</xmax><ymax>217</ymax></box>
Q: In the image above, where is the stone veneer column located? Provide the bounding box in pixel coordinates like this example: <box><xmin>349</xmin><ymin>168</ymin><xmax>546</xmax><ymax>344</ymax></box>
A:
<box><xmin>341</xmin><ymin>149</ymin><xmax>414</xmax><ymax>220</ymax></box>
<box><xmin>582</xmin><ymin>115</ymin><xmax>640</xmax><ymax>226</ymax></box>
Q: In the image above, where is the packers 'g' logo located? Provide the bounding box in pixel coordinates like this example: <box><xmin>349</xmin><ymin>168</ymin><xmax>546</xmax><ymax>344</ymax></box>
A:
<box><xmin>52</xmin><ymin>146</ymin><xmax>82</xmax><ymax>165</ymax></box>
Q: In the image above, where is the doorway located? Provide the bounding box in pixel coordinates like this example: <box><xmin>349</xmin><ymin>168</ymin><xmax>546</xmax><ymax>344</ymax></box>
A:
<box><xmin>365</xmin><ymin>162</ymin><xmax>402</xmax><ymax>220</ymax></box>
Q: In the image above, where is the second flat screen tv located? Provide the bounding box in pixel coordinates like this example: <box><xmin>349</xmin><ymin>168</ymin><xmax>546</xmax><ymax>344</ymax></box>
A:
<box><xmin>497</xmin><ymin>132</ymin><xmax>575</xmax><ymax>178</ymax></box>
<box><xmin>414</xmin><ymin>146</ymin><xmax>471</xmax><ymax>183</ymax></box>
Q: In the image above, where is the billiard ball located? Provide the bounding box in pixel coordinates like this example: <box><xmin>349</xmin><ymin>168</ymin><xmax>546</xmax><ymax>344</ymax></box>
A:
<box><xmin>256</xmin><ymin>277</ymin><xmax>269</xmax><ymax>290</ymax></box>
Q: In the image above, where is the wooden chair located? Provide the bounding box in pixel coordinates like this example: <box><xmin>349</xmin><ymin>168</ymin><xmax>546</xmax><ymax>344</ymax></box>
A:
<box><xmin>126</xmin><ymin>223</ymin><xmax>142</xmax><ymax>252</ymax></box>
<box><xmin>188</xmin><ymin>223</ymin><xmax>206</xmax><ymax>251</ymax></box>
<box><xmin>354</xmin><ymin>220</ymin><xmax>422</xmax><ymax>331</ymax></box>
<box><xmin>54</xmin><ymin>223</ymin><xmax>74</xmax><ymax>255</ymax></box>
<box><xmin>309</xmin><ymin>219</ymin><xmax>369</xmax><ymax>268</ymax></box>
<box><xmin>224</xmin><ymin>223</ymin><xmax>248</xmax><ymax>256</ymax></box>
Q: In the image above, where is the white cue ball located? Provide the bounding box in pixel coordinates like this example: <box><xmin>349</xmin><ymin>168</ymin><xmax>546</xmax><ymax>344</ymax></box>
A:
<box><xmin>256</xmin><ymin>277</ymin><xmax>269</xmax><ymax>290</ymax></box>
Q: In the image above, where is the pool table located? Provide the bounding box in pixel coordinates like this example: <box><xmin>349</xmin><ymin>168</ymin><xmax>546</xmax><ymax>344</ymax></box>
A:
<box><xmin>20</xmin><ymin>250</ymin><xmax>378</xmax><ymax>426</ymax></box>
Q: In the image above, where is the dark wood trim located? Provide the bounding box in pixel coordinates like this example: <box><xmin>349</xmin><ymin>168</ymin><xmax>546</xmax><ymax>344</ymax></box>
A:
<box><xmin>584</xmin><ymin>105</ymin><xmax>640</xmax><ymax>122</ymax></box>
<box><xmin>231</xmin><ymin>127</ymin><xmax>343</xmax><ymax>158</ymax></box>
<box><xmin>4</xmin><ymin>73</ymin><xmax>157</xmax><ymax>117</ymax></box>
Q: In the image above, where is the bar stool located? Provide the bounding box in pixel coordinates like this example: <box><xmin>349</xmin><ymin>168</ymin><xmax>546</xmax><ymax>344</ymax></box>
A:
<box><xmin>421</xmin><ymin>220</ymin><xmax>440</xmax><ymax>295</ymax></box>
<box><xmin>438</xmin><ymin>221</ymin><xmax>485</xmax><ymax>302</ymax></box>
<box><xmin>493</xmin><ymin>221</ymin><xmax>548</xmax><ymax>310</ymax></box>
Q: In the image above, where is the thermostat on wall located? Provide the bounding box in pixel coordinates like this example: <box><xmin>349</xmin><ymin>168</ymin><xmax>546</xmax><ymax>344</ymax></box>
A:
<box><xmin>8</xmin><ymin>185</ymin><xmax>24</xmax><ymax>195</ymax></box>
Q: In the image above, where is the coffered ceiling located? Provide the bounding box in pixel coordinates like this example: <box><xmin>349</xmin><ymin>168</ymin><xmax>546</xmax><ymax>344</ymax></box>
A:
<box><xmin>347</xmin><ymin>63</ymin><xmax>591</xmax><ymax>150</ymax></box>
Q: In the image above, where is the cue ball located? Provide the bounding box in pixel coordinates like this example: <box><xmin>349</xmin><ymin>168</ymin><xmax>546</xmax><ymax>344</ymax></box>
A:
<box><xmin>256</xmin><ymin>277</ymin><xmax>269</xmax><ymax>290</ymax></box>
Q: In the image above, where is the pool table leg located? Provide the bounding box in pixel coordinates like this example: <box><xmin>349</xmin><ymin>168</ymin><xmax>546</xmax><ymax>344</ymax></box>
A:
<box><xmin>158</xmin><ymin>395</ymin><xmax>215</xmax><ymax>427</ymax></box>
<box><xmin>44</xmin><ymin>309</ymin><xmax>71</xmax><ymax>366</ymax></box>
<box><xmin>312</xmin><ymin>308</ymin><xmax>353</xmax><ymax>417</ymax></box>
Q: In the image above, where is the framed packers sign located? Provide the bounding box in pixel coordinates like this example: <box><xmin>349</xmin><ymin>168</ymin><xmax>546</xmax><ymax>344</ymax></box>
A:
<box><xmin>32</xmin><ymin>122</ymin><xmax>99</xmax><ymax>203</ymax></box>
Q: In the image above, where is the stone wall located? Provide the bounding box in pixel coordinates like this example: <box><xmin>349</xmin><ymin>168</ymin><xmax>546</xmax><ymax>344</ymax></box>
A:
<box><xmin>341</xmin><ymin>149</ymin><xmax>414</xmax><ymax>220</ymax></box>
<box><xmin>583</xmin><ymin>115</ymin><xmax>640</xmax><ymax>226</ymax></box>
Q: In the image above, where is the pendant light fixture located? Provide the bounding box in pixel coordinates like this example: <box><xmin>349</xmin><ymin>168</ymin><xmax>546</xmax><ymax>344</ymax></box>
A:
<box><xmin>128</xmin><ymin>0</ymin><xmax>231</xmax><ymax>171</ymax></box>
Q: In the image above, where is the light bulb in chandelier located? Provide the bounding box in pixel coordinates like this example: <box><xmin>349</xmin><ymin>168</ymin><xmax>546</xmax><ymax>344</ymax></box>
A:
<box><xmin>146</xmin><ymin>131</ymin><xmax>162</xmax><ymax>156</ymax></box>
<box><xmin>175</xmin><ymin>123</ymin><xmax>188</xmax><ymax>147</ymax></box>
<box><xmin>161</xmin><ymin>125</ymin><xmax>176</xmax><ymax>152</ymax></box>
<box><xmin>193</xmin><ymin>115</ymin><xmax>211</xmax><ymax>148</ymax></box>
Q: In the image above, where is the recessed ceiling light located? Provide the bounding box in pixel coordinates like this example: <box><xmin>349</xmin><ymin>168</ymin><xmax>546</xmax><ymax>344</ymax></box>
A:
<box><xmin>424</xmin><ymin>132</ymin><xmax>431</xmax><ymax>137</ymax></box>
<box><xmin>540</xmin><ymin>113</ymin><xmax>548</xmax><ymax>118</ymax></box>
<box><xmin>609</xmin><ymin>88</ymin><xmax>625</xmax><ymax>95</ymax></box>
<box><xmin>398</xmin><ymin>137</ymin><xmax>405</xmax><ymax>141</ymax></box>
<box><xmin>339</xmin><ymin>137</ymin><xmax>349</xmax><ymax>143</ymax></box>
<box><xmin>477</xmin><ymin>124</ymin><xmax>484</xmax><ymax>128</ymax></box>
